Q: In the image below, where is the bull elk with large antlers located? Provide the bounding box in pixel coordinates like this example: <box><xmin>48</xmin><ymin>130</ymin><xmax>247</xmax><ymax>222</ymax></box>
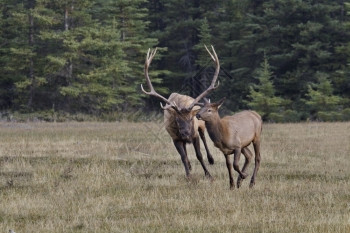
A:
<box><xmin>141</xmin><ymin>46</ymin><xmax>220</xmax><ymax>179</ymax></box>
<box><xmin>196</xmin><ymin>98</ymin><xmax>262</xmax><ymax>189</ymax></box>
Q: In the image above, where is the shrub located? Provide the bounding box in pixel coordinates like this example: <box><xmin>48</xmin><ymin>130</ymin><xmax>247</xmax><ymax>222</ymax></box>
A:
<box><xmin>269</xmin><ymin>112</ymin><xmax>283</xmax><ymax>123</ymax></box>
<box><xmin>317</xmin><ymin>111</ymin><xmax>342</xmax><ymax>122</ymax></box>
<box><xmin>283</xmin><ymin>110</ymin><xmax>300</xmax><ymax>122</ymax></box>
<box><xmin>341</xmin><ymin>108</ymin><xmax>350</xmax><ymax>121</ymax></box>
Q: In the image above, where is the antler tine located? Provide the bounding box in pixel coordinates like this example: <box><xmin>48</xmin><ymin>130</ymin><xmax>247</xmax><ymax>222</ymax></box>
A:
<box><xmin>187</xmin><ymin>45</ymin><xmax>220</xmax><ymax>110</ymax></box>
<box><xmin>160</xmin><ymin>102</ymin><xmax>171</xmax><ymax>110</ymax></box>
<box><xmin>146</xmin><ymin>48</ymin><xmax>157</xmax><ymax>66</ymax></box>
<box><xmin>160</xmin><ymin>101</ymin><xmax>182</xmax><ymax>114</ymax></box>
<box><xmin>207</xmin><ymin>45</ymin><xmax>220</xmax><ymax>88</ymax></box>
<box><xmin>204</xmin><ymin>45</ymin><xmax>216</xmax><ymax>62</ymax></box>
<box><xmin>141</xmin><ymin>48</ymin><xmax>179</xmax><ymax>110</ymax></box>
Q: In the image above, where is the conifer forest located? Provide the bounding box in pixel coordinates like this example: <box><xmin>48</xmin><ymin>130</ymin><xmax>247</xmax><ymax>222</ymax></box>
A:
<box><xmin>1</xmin><ymin>0</ymin><xmax>350</xmax><ymax>122</ymax></box>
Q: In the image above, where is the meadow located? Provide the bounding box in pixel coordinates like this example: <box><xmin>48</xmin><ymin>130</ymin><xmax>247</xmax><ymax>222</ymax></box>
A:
<box><xmin>0</xmin><ymin>121</ymin><xmax>349</xmax><ymax>233</ymax></box>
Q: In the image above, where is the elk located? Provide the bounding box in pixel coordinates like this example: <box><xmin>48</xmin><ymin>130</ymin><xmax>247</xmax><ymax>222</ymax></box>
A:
<box><xmin>196</xmin><ymin>98</ymin><xmax>262</xmax><ymax>189</ymax></box>
<box><xmin>141</xmin><ymin>46</ymin><xmax>220</xmax><ymax>179</ymax></box>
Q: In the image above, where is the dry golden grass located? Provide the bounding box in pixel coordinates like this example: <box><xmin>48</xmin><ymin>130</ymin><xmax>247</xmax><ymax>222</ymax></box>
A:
<box><xmin>0</xmin><ymin>121</ymin><xmax>349</xmax><ymax>232</ymax></box>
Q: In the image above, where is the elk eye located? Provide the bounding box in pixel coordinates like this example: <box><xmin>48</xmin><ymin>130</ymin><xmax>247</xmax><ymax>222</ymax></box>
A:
<box><xmin>207</xmin><ymin>109</ymin><xmax>212</xmax><ymax>113</ymax></box>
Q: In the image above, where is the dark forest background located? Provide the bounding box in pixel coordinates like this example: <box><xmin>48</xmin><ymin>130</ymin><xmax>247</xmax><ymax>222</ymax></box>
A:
<box><xmin>1</xmin><ymin>0</ymin><xmax>350</xmax><ymax>122</ymax></box>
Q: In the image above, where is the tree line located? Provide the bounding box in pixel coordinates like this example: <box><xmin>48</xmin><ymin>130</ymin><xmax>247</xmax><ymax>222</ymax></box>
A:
<box><xmin>1</xmin><ymin>0</ymin><xmax>350</xmax><ymax>122</ymax></box>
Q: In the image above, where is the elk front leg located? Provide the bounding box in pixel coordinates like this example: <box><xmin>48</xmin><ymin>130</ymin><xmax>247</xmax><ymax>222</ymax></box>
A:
<box><xmin>250</xmin><ymin>140</ymin><xmax>261</xmax><ymax>188</ymax></box>
<box><xmin>237</xmin><ymin>147</ymin><xmax>253</xmax><ymax>188</ymax></box>
<box><xmin>183</xmin><ymin>141</ymin><xmax>191</xmax><ymax>171</ymax></box>
<box><xmin>233</xmin><ymin>148</ymin><xmax>248</xmax><ymax>180</ymax></box>
<box><xmin>193</xmin><ymin>136</ymin><xmax>213</xmax><ymax>180</ymax></box>
<box><xmin>198</xmin><ymin>128</ymin><xmax>214</xmax><ymax>164</ymax></box>
<box><xmin>173</xmin><ymin>140</ymin><xmax>191</xmax><ymax>178</ymax></box>
<box><xmin>224</xmin><ymin>154</ymin><xmax>235</xmax><ymax>189</ymax></box>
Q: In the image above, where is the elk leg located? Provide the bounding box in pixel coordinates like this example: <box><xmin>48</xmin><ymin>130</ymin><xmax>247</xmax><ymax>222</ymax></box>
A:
<box><xmin>233</xmin><ymin>148</ymin><xmax>248</xmax><ymax>179</ymax></box>
<box><xmin>193</xmin><ymin>136</ymin><xmax>212</xmax><ymax>180</ymax></box>
<box><xmin>237</xmin><ymin>147</ymin><xmax>253</xmax><ymax>188</ymax></box>
<box><xmin>224</xmin><ymin>154</ymin><xmax>235</xmax><ymax>189</ymax></box>
<box><xmin>183</xmin><ymin>141</ymin><xmax>191</xmax><ymax>171</ymax></box>
<box><xmin>173</xmin><ymin>140</ymin><xmax>191</xmax><ymax>178</ymax></box>
<box><xmin>198</xmin><ymin>128</ymin><xmax>214</xmax><ymax>165</ymax></box>
<box><xmin>250</xmin><ymin>140</ymin><xmax>261</xmax><ymax>188</ymax></box>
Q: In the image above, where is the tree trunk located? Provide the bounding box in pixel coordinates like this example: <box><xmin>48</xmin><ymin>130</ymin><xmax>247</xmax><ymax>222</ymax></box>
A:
<box><xmin>27</xmin><ymin>7</ymin><xmax>35</xmax><ymax>108</ymax></box>
<box><xmin>65</xmin><ymin>5</ymin><xmax>73</xmax><ymax>81</ymax></box>
<box><xmin>64</xmin><ymin>7</ymin><xmax>69</xmax><ymax>31</ymax></box>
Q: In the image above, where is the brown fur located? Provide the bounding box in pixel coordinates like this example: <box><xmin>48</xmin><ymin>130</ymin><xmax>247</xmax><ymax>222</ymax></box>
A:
<box><xmin>164</xmin><ymin>93</ymin><xmax>205</xmax><ymax>140</ymax></box>
<box><xmin>141</xmin><ymin>46</ymin><xmax>220</xmax><ymax>180</ymax></box>
<box><xmin>197</xmin><ymin>99</ymin><xmax>262</xmax><ymax>189</ymax></box>
<box><xmin>163</xmin><ymin>93</ymin><xmax>214</xmax><ymax>179</ymax></box>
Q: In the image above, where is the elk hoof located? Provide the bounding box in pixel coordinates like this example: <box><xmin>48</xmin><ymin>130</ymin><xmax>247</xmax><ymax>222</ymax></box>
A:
<box><xmin>237</xmin><ymin>177</ymin><xmax>243</xmax><ymax>188</ymax></box>
<box><xmin>249</xmin><ymin>180</ymin><xmax>255</xmax><ymax>188</ymax></box>
<box><xmin>208</xmin><ymin>155</ymin><xmax>214</xmax><ymax>165</ymax></box>
<box><xmin>205</xmin><ymin>173</ymin><xmax>214</xmax><ymax>182</ymax></box>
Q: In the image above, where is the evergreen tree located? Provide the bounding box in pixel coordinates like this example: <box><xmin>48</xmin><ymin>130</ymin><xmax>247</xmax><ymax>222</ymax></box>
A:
<box><xmin>192</xmin><ymin>18</ymin><xmax>214</xmax><ymax>98</ymax></box>
<box><xmin>304</xmin><ymin>72</ymin><xmax>344</xmax><ymax>121</ymax></box>
<box><xmin>239</xmin><ymin>0</ymin><xmax>349</xmax><ymax>115</ymax></box>
<box><xmin>106</xmin><ymin>0</ymin><xmax>158</xmax><ymax>111</ymax></box>
<box><xmin>0</xmin><ymin>0</ymin><xmax>350</xmax><ymax>121</ymax></box>
<box><xmin>246</xmin><ymin>55</ymin><xmax>284</xmax><ymax>121</ymax></box>
<box><xmin>37</xmin><ymin>0</ymin><xmax>106</xmax><ymax>113</ymax></box>
<box><xmin>194</xmin><ymin>18</ymin><xmax>212</xmax><ymax>67</ymax></box>
<box><xmin>39</xmin><ymin>0</ymin><xmax>157</xmax><ymax>114</ymax></box>
<box><xmin>335</xmin><ymin>1</ymin><xmax>350</xmax><ymax>101</ymax></box>
<box><xmin>155</xmin><ymin>0</ymin><xmax>205</xmax><ymax>95</ymax></box>
<box><xmin>0</xmin><ymin>0</ymin><xmax>53</xmax><ymax>111</ymax></box>
<box><xmin>217</xmin><ymin>0</ymin><xmax>255</xmax><ymax>111</ymax></box>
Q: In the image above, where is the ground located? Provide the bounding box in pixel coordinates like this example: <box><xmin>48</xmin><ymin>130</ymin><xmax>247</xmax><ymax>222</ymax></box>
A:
<box><xmin>0</xmin><ymin>121</ymin><xmax>349</xmax><ymax>232</ymax></box>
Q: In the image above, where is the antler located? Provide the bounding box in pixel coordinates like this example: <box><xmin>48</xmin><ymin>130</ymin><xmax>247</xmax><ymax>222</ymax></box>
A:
<box><xmin>187</xmin><ymin>45</ymin><xmax>220</xmax><ymax>110</ymax></box>
<box><xmin>141</xmin><ymin>48</ymin><xmax>178</xmax><ymax>111</ymax></box>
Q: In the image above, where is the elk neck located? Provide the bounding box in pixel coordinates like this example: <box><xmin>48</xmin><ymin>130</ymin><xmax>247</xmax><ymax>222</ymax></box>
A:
<box><xmin>204</xmin><ymin>114</ymin><xmax>224</xmax><ymax>145</ymax></box>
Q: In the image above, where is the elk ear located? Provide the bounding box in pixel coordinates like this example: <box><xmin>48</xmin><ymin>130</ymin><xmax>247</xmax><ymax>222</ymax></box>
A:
<box><xmin>191</xmin><ymin>108</ymin><xmax>201</xmax><ymax>118</ymax></box>
<box><xmin>214</xmin><ymin>97</ymin><xmax>226</xmax><ymax>109</ymax></box>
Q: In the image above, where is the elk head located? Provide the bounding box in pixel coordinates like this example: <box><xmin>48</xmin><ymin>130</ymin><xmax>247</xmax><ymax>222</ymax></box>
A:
<box><xmin>141</xmin><ymin>45</ymin><xmax>220</xmax><ymax>142</ymax></box>
<box><xmin>196</xmin><ymin>97</ymin><xmax>226</xmax><ymax>122</ymax></box>
<box><xmin>169</xmin><ymin>107</ymin><xmax>201</xmax><ymax>142</ymax></box>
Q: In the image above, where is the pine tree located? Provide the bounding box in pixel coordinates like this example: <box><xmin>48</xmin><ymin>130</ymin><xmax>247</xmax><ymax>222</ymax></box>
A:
<box><xmin>154</xmin><ymin>0</ymin><xmax>204</xmax><ymax>95</ymax></box>
<box><xmin>194</xmin><ymin>18</ymin><xmax>212</xmax><ymax>67</ymax></box>
<box><xmin>191</xmin><ymin>18</ymin><xmax>214</xmax><ymax>99</ymax></box>
<box><xmin>246</xmin><ymin>55</ymin><xmax>284</xmax><ymax>121</ymax></box>
<box><xmin>215</xmin><ymin>0</ymin><xmax>260</xmax><ymax>111</ymax></box>
<box><xmin>0</xmin><ymin>0</ymin><xmax>53</xmax><ymax>111</ymax></box>
<box><xmin>237</xmin><ymin>0</ymin><xmax>349</xmax><ymax>116</ymax></box>
<box><xmin>334</xmin><ymin>1</ymin><xmax>350</xmax><ymax>101</ymax></box>
<box><xmin>304</xmin><ymin>72</ymin><xmax>344</xmax><ymax>121</ymax></box>
<box><xmin>107</xmin><ymin>0</ymin><xmax>158</xmax><ymax>111</ymax></box>
<box><xmin>36</xmin><ymin>0</ymin><xmax>105</xmax><ymax>113</ymax></box>
<box><xmin>0</xmin><ymin>2</ymin><xmax>12</xmax><ymax>109</ymax></box>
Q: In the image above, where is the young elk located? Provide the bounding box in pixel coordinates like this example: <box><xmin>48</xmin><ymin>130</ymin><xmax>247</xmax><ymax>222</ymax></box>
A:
<box><xmin>141</xmin><ymin>46</ymin><xmax>220</xmax><ymax>179</ymax></box>
<box><xmin>196</xmin><ymin>98</ymin><xmax>262</xmax><ymax>189</ymax></box>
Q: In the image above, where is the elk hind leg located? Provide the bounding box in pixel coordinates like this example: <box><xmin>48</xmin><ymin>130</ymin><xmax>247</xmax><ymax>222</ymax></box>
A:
<box><xmin>233</xmin><ymin>148</ymin><xmax>248</xmax><ymax>180</ymax></box>
<box><xmin>237</xmin><ymin>147</ymin><xmax>253</xmax><ymax>188</ymax></box>
<box><xmin>250</xmin><ymin>140</ymin><xmax>261</xmax><ymax>188</ymax></box>
<box><xmin>198</xmin><ymin>127</ymin><xmax>214</xmax><ymax>165</ymax></box>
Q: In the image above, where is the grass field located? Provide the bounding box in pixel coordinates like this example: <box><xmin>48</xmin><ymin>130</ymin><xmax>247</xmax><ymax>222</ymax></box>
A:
<box><xmin>0</xmin><ymin>121</ymin><xmax>349</xmax><ymax>232</ymax></box>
